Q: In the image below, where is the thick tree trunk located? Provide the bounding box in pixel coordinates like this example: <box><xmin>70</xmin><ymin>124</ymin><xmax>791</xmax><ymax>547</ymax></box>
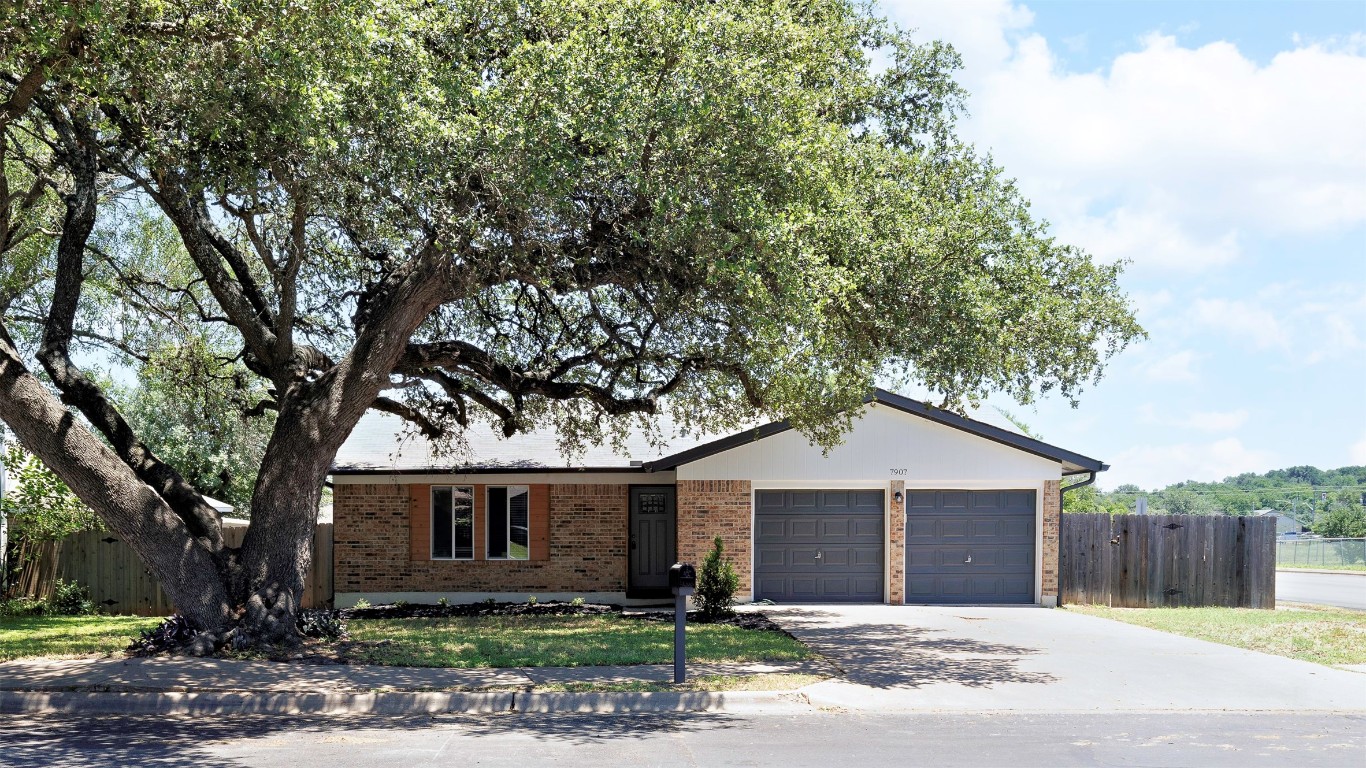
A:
<box><xmin>236</xmin><ymin>412</ymin><xmax>334</xmax><ymax>646</ymax></box>
<box><xmin>0</xmin><ymin>331</ymin><xmax>234</xmax><ymax>635</ymax></box>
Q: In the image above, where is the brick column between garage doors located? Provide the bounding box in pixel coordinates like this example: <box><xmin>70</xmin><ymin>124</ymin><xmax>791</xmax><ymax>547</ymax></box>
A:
<box><xmin>676</xmin><ymin>480</ymin><xmax>753</xmax><ymax>597</ymax></box>
<box><xmin>1041</xmin><ymin>479</ymin><xmax>1061</xmax><ymax>604</ymax></box>
<box><xmin>889</xmin><ymin>480</ymin><xmax>906</xmax><ymax>604</ymax></box>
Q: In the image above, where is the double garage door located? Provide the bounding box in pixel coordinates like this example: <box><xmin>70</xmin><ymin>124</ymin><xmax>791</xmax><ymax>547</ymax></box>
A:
<box><xmin>754</xmin><ymin>488</ymin><xmax>1036</xmax><ymax>604</ymax></box>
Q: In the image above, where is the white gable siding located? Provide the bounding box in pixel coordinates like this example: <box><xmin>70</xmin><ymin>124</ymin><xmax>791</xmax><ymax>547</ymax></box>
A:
<box><xmin>676</xmin><ymin>403</ymin><xmax>1061</xmax><ymax>486</ymax></box>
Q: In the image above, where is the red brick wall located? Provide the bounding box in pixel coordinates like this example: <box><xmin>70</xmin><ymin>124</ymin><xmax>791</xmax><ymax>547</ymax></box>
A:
<box><xmin>676</xmin><ymin>480</ymin><xmax>753</xmax><ymax>596</ymax></box>
<box><xmin>334</xmin><ymin>482</ymin><xmax>412</xmax><ymax>592</ymax></box>
<box><xmin>888</xmin><ymin>480</ymin><xmax>906</xmax><ymax>604</ymax></box>
<box><xmin>334</xmin><ymin>482</ymin><xmax>628</xmax><ymax>594</ymax></box>
<box><xmin>1041</xmin><ymin>479</ymin><xmax>1061</xmax><ymax>602</ymax></box>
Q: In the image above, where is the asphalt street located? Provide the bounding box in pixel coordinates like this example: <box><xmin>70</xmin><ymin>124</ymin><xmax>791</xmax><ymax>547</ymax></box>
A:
<box><xmin>1</xmin><ymin>711</ymin><xmax>1363</xmax><ymax>768</ymax></box>
<box><xmin>1277</xmin><ymin>571</ymin><xmax>1366</xmax><ymax>610</ymax></box>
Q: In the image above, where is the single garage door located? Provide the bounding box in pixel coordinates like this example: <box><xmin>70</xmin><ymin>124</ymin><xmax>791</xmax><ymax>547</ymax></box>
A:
<box><xmin>904</xmin><ymin>490</ymin><xmax>1035</xmax><ymax>604</ymax></box>
<box><xmin>754</xmin><ymin>490</ymin><xmax>884</xmax><ymax>602</ymax></box>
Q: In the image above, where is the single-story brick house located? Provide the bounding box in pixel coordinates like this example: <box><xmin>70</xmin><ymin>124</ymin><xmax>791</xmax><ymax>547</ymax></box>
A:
<box><xmin>330</xmin><ymin>390</ymin><xmax>1105</xmax><ymax>608</ymax></box>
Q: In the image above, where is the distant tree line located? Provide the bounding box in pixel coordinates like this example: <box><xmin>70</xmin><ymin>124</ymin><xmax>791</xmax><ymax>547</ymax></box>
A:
<box><xmin>1064</xmin><ymin>465</ymin><xmax>1366</xmax><ymax>538</ymax></box>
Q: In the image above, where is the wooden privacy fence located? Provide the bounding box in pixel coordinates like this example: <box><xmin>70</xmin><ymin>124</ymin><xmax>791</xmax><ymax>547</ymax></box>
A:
<box><xmin>1061</xmin><ymin>513</ymin><xmax>1276</xmax><ymax>608</ymax></box>
<box><xmin>18</xmin><ymin>524</ymin><xmax>334</xmax><ymax>616</ymax></box>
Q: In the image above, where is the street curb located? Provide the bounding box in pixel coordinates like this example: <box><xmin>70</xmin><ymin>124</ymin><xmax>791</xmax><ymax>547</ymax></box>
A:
<box><xmin>0</xmin><ymin>689</ymin><xmax>802</xmax><ymax>716</ymax></box>
<box><xmin>0</xmin><ymin>690</ymin><xmax>514</xmax><ymax>716</ymax></box>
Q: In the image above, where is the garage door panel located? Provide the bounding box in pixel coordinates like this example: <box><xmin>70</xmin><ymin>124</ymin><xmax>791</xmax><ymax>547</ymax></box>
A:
<box><xmin>852</xmin><ymin>518</ymin><xmax>882</xmax><ymax>537</ymax></box>
<box><xmin>821</xmin><ymin>491</ymin><xmax>849</xmax><ymax>508</ymax></box>
<box><xmin>903</xmin><ymin>490</ymin><xmax>1037</xmax><ymax>605</ymax></box>
<box><xmin>852</xmin><ymin>547</ymin><xmax>882</xmax><ymax>567</ymax></box>
<box><xmin>757</xmin><ymin>547</ymin><xmax>786</xmax><ymax>567</ymax></box>
<box><xmin>755</xmin><ymin>489</ymin><xmax>885</xmax><ymax>603</ymax></box>
<box><xmin>971</xmin><ymin>492</ymin><xmax>1001</xmax><ymax>509</ymax></box>
<box><xmin>820</xmin><ymin>519</ymin><xmax>850</xmax><ymax>537</ymax></box>
<box><xmin>757</xmin><ymin>519</ymin><xmax>786</xmax><ymax>537</ymax></box>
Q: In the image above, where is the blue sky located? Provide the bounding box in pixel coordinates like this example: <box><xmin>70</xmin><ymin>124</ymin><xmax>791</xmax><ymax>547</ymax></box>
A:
<box><xmin>877</xmin><ymin>1</ymin><xmax>1366</xmax><ymax>490</ymax></box>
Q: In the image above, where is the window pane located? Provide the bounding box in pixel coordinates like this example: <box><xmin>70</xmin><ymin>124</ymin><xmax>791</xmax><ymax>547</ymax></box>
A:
<box><xmin>431</xmin><ymin>487</ymin><xmax>453</xmax><ymax>559</ymax></box>
<box><xmin>452</xmin><ymin>487</ymin><xmax>473</xmax><ymax>559</ymax></box>
<box><xmin>508</xmin><ymin>487</ymin><xmax>529</xmax><ymax>560</ymax></box>
<box><xmin>487</xmin><ymin>486</ymin><xmax>508</xmax><ymax>559</ymax></box>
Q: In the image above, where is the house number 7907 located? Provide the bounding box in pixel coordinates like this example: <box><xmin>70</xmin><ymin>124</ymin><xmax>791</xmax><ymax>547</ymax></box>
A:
<box><xmin>889</xmin><ymin>468</ymin><xmax>907</xmax><ymax>476</ymax></box>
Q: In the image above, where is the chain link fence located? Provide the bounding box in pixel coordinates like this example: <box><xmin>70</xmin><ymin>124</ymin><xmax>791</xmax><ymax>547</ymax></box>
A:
<box><xmin>1276</xmin><ymin>538</ymin><xmax>1366</xmax><ymax>568</ymax></box>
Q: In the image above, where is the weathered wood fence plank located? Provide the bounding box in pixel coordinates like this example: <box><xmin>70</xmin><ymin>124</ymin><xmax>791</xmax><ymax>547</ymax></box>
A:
<box><xmin>18</xmin><ymin>524</ymin><xmax>334</xmax><ymax>616</ymax></box>
<box><xmin>1060</xmin><ymin>513</ymin><xmax>1276</xmax><ymax>608</ymax></box>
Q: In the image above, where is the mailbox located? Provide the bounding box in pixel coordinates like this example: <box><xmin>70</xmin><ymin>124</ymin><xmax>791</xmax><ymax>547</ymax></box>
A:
<box><xmin>669</xmin><ymin>562</ymin><xmax>696</xmax><ymax>594</ymax></box>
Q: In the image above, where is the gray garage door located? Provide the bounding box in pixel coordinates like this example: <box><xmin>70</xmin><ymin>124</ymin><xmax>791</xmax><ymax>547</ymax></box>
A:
<box><xmin>755</xmin><ymin>490</ymin><xmax>884</xmax><ymax>602</ymax></box>
<box><xmin>904</xmin><ymin>490</ymin><xmax>1036</xmax><ymax>604</ymax></box>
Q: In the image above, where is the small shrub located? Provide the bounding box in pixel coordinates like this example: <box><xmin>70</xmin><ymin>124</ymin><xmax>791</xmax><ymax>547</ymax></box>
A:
<box><xmin>50</xmin><ymin>578</ymin><xmax>95</xmax><ymax>616</ymax></box>
<box><xmin>127</xmin><ymin>614</ymin><xmax>198</xmax><ymax>655</ymax></box>
<box><xmin>570</xmin><ymin>597</ymin><xmax>585</xmax><ymax>607</ymax></box>
<box><xmin>696</xmin><ymin>535</ymin><xmax>740</xmax><ymax>620</ymax></box>
<box><xmin>437</xmin><ymin>597</ymin><xmax>450</xmax><ymax>608</ymax></box>
<box><xmin>352</xmin><ymin>598</ymin><xmax>371</xmax><ymax>610</ymax></box>
<box><xmin>527</xmin><ymin>595</ymin><xmax>538</xmax><ymax>605</ymax></box>
<box><xmin>0</xmin><ymin>596</ymin><xmax>47</xmax><ymax>617</ymax></box>
<box><xmin>393</xmin><ymin>600</ymin><xmax>409</xmax><ymax>609</ymax></box>
<box><xmin>482</xmin><ymin>597</ymin><xmax>497</xmax><ymax>607</ymax></box>
<box><xmin>297</xmin><ymin>608</ymin><xmax>347</xmax><ymax>640</ymax></box>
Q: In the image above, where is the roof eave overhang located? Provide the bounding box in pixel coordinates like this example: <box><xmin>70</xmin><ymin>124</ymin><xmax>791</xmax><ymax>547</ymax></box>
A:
<box><xmin>328</xmin><ymin>465</ymin><xmax>654</xmax><ymax>476</ymax></box>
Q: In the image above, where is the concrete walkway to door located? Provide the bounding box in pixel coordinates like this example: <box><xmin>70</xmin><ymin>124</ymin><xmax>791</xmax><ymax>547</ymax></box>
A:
<box><xmin>757</xmin><ymin>604</ymin><xmax>1366</xmax><ymax>713</ymax></box>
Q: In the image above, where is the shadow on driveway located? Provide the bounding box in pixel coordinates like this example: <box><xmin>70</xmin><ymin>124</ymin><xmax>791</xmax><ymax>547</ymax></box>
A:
<box><xmin>767</xmin><ymin>607</ymin><xmax>1057</xmax><ymax>690</ymax></box>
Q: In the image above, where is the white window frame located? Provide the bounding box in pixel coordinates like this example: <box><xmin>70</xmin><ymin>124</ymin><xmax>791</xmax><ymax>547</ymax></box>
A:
<box><xmin>430</xmin><ymin>485</ymin><xmax>474</xmax><ymax>560</ymax></box>
<box><xmin>485</xmin><ymin>485</ymin><xmax>531</xmax><ymax>561</ymax></box>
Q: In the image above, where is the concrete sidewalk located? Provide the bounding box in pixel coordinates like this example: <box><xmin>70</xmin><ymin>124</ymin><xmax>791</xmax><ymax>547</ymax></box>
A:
<box><xmin>0</xmin><ymin>655</ymin><xmax>827</xmax><ymax>715</ymax></box>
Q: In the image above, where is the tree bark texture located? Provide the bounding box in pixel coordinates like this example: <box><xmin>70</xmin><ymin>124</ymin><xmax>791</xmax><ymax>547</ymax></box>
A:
<box><xmin>0</xmin><ymin>330</ymin><xmax>233</xmax><ymax>632</ymax></box>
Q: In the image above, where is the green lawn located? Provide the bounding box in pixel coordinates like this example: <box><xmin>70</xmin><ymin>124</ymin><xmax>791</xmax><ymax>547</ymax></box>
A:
<box><xmin>1278</xmin><ymin>563</ymin><xmax>1366</xmax><ymax>572</ymax></box>
<box><xmin>0</xmin><ymin>615</ymin><xmax>162</xmax><ymax>662</ymax></box>
<box><xmin>343</xmin><ymin>614</ymin><xmax>811</xmax><ymax>668</ymax></box>
<box><xmin>1065</xmin><ymin>604</ymin><xmax>1366</xmax><ymax>667</ymax></box>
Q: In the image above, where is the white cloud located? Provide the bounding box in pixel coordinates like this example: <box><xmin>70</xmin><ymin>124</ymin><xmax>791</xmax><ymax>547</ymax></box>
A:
<box><xmin>880</xmin><ymin>1</ymin><xmax>1366</xmax><ymax>270</ymax></box>
<box><xmin>1107</xmin><ymin>437</ymin><xmax>1276</xmax><ymax>489</ymax></box>
<box><xmin>1191</xmin><ymin>298</ymin><xmax>1291</xmax><ymax>349</ymax></box>
<box><xmin>1056</xmin><ymin>208</ymin><xmax>1240</xmax><ymax>271</ymax></box>
<box><xmin>1144</xmin><ymin>349</ymin><xmax>1199</xmax><ymax>382</ymax></box>
<box><xmin>1184</xmin><ymin>409</ymin><xmax>1250</xmax><ymax>432</ymax></box>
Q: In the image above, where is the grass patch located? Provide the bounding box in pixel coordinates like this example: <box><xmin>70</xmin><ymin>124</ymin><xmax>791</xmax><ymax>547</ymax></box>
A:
<box><xmin>1278</xmin><ymin>563</ymin><xmax>1366</xmax><ymax>572</ymax></box>
<box><xmin>343</xmin><ymin>614</ymin><xmax>811</xmax><ymax>668</ymax></box>
<box><xmin>1065</xmin><ymin>604</ymin><xmax>1366</xmax><ymax>666</ymax></box>
<box><xmin>0</xmin><ymin>615</ymin><xmax>162</xmax><ymax>662</ymax></box>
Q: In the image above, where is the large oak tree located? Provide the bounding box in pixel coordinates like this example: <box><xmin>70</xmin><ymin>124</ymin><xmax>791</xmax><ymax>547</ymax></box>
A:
<box><xmin>0</xmin><ymin>0</ymin><xmax>1141</xmax><ymax>648</ymax></box>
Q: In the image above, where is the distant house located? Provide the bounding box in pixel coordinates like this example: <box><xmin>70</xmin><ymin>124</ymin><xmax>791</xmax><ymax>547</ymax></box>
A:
<box><xmin>1255</xmin><ymin>509</ymin><xmax>1309</xmax><ymax>537</ymax></box>
<box><xmin>328</xmin><ymin>389</ymin><xmax>1106</xmax><ymax>609</ymax></box>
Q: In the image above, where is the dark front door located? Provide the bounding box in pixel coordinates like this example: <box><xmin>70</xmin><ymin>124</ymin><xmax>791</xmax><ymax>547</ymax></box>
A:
<box><xmin>904</xmin><ymin>490</ymin><xmax>1036</xmax><ymax>604</ymax></box>
<box><xmin>629</xmin><ymin>486</ymin><xmax>676</xmax><ymax>597</ymax></box>
<box><xmin>754</xmin><ymin>490</ymin><xmax>885</xmax><ymax>602</ymax></box>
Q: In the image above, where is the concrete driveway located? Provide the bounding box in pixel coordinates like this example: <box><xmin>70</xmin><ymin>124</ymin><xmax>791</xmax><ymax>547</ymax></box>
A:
<box><xmin>759</xmin><ymin>604</ymin><xmax>1366</xmax><ymax>713</ymax></box>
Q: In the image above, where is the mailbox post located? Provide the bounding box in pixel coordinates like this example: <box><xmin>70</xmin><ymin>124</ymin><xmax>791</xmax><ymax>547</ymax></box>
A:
<box><xmin>669</xmin><ymin>562</ymin><xmax>696</xmax><ymax>684</ymax></box>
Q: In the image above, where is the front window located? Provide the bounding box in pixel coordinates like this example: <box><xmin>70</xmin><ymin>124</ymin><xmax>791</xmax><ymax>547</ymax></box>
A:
<box><xmin>487</xmin><ymin>486</ymin><xmax>530</xmax><ymax>560</ymax></box>
<box><xmin>431</xmin><ymin>486</ymin><xmax>474</xmax><ymax>559</ymax></box>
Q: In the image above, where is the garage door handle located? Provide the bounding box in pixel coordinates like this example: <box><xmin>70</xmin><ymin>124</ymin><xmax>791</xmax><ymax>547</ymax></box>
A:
<box><xmin>815</xmin><ymin>551</ymin><xmax>822</xmax><ymax>560</ymax></box>
<box><xmin>965</xmin><ymin>555</ymin><xmax>972</xmax><ymax>564</ymax></box>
